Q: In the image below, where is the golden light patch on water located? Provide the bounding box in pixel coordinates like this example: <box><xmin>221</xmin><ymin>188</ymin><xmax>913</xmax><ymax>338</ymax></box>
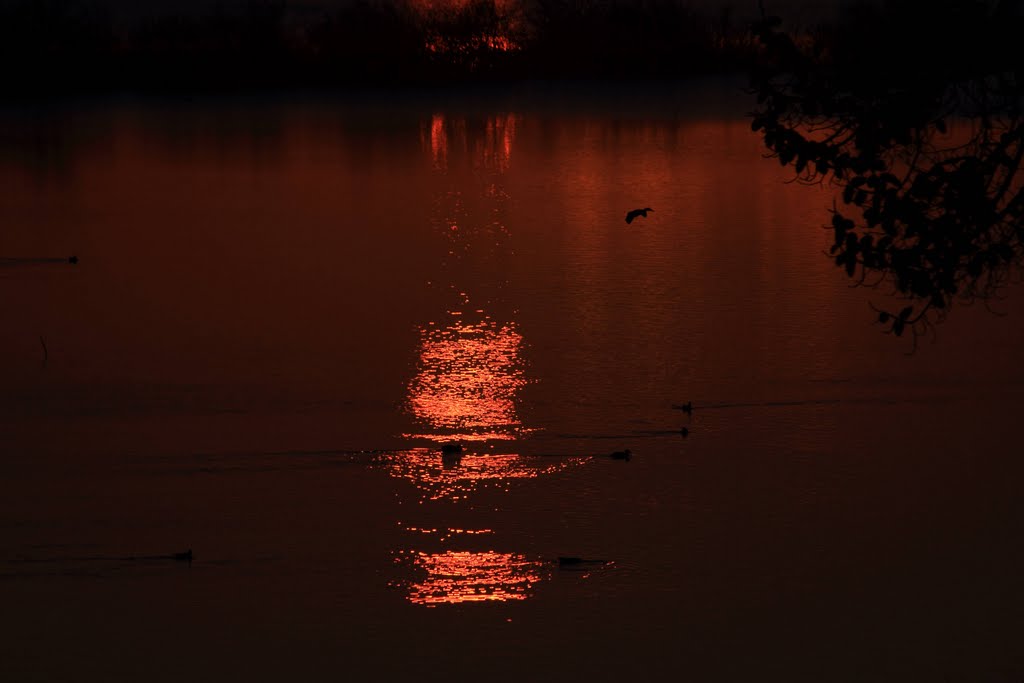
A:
<box><xmin>422</xmin><ymin>113</ymin><xmax>518</xmax><ymax>173</ymax></box>
<box><xmin>394</xmin><ymin>549</ymin><xmax>547</xmax><ymax>605</ymax></box>
<box><xmin>429</xmin><ymin>114</ymin><xmax>448</xmax><ymax>170</ymax></box>
<box><xmin>406</xmin><ymin>315</ymin><xmax>528</xmax><ymax>442</ymax></box>
<box><xmin>381</xmin><ymin>449</ymin><xmax>585</xmax><ymax>501</ymax></box>
<box><xmin>400</xmin><ymin>525</ymin><xmax>494</xmax><ymax>539</ymax></box>
<box><xmin>477</xmin><ymin>114</ymin><xmax>517</xmax><ymax>173</ymax></box>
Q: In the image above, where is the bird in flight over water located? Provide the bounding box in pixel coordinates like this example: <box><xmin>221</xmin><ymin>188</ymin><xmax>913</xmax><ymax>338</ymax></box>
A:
<box><xmin>625</xmin><ymin>207</ymin><xmax>653</xmax><ymax>224</ymax></box>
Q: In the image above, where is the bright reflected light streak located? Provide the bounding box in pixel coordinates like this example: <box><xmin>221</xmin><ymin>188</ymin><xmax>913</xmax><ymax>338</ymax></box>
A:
<box><xmin>406</xmin><ymin>315</ymin><xmax>529</xmax><ymax>443</ymax></box>
<box><xmin>429</xmin><ymin>114</ymin><xmax>447</xmax><ymax>170</ymax></box>
<box><xmin>394</xmin><ymin>549</ymin><xmax>547</xmax><ymax>605</ymax></box>
<box><xmin>400</xmin><ymin>525</ymin><xmax>494</xmax><ymax>540</ymax></box>
<box><xmin>381</xmin><ymin>448</ymin><xmax>584</xmax><ymax>501</ymax></box>
<box><xmin>422</xmin><ymin>114</ymin><xmax>518</xmax><ymax>173</ymax></box>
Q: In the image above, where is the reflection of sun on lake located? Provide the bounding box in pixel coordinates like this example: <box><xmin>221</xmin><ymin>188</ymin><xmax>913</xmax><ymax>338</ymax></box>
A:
<box><xmin>406</xmin><ymin>314</ymin><xmax>530</xmax><ymax>443</ymax></box>
<box><xmin>381</xmin><ymin>448</ymin><xmax>584</xmax><ymax>501</ymax></box>
<box><xmin>397</xmin><ymin>307</ymin><xmax>586</xmax><ymax>502</ymax></box>
<box><xmin>423</xmin><ymin>113</ymin><xmax>518</xmax><ymax>174</ymax></box>
<box><xmin>394</xmin><ymin>549</ymin><xmax>547</xmax><ymax>606</ymax></box>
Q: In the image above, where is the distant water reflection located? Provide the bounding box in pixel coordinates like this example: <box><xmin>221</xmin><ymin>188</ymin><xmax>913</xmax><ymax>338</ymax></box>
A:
<box><xmin>423</xmin><ymin>112</ymin><xmax>517</xmax><ymax>173</ymax></box>
<box><xmin>390</xmin><ymin>108</ymin><xmax>568</xmax><ymax>502</ymax></box>
<box><xmin>394</xmin><ymin>549</ymin><xmax>547</xmax><ymax>606</ymax></box>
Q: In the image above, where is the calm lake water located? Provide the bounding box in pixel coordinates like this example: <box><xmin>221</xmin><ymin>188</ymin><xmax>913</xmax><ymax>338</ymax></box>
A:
<box><xmin>2</xmin><ymin>84</ymin><xmax>1024</xmax><ymax>682</ymax></box>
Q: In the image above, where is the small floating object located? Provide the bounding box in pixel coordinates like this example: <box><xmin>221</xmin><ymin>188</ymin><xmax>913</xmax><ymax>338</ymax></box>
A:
<box><xmin>68</xmin><ymin>255</ymin><xmax>78</xmax><ymax>265</ymax></box>
<box><xmin>441</xmin><ymin>443</ymin><xmax>463</xmax><ymax>455</ymax></box>
<box><xmin>172</xmin><ymin>550</ymin><xmax>193</xmax><ymax>562</ymax></box>
<box><xmin>609</xmin><ymin>449</ymin><xmax>631</xmax><ymax>461</ymax></box>
<box><xmin>680</xmin><ymin>427</ymin><xmax>689</xmax><ymax>437</ymax></box>
<box><xmin>557</xmin><ymin>557</ymin><xmax>608</xmax><ymax>569</ymax></box>
<box><xmin>674</xmin><ymin>401</ymin><xmax>693</xmax><ymax>415</ymax></box>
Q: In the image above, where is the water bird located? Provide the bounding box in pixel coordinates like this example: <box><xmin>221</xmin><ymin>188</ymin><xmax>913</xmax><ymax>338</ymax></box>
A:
<box><xmin>68</xmin><ymin>255</ymin><xmax>78</xmax><ymax>264</ymax></box>
<box><xmin>441</xmin><ymin>443</ymin><xmax>463</xmax><ymax>455</ymax></box>
<box><xmin>609</xmin><ymin>449</ymin><xmax>632</xmax><ymax>461</ymax></box>
<box><xmin>625</xmin><ymin>207</ymin><xmax>653</xmax><ymax>224</ymax></box>
<box><xmin>680</xmin><ymin>427</ymin><xmax>689</xmax><ymax>437</ymax></box>
<box><xmin>172</xmin><ymin>550</ymin><xmax>193</xmax><ymax>563</ymax></box>
<box><xmin>676</xmin><ymin>401</ymin><xmax>693</xmax><ymax>415</ymax></box>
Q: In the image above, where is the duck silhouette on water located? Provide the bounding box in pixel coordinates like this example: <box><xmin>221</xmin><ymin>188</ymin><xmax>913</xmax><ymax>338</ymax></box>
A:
<box><xmin>609</xmin><ymin>449</ymin><xmax>632</xmax><ymax>461</ymax></box>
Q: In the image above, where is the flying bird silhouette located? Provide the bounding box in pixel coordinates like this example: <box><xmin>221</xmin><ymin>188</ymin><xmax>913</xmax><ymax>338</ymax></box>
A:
<box><xmin>625</xmin><ymin>207</ymin><xmax>653</xmax><ymax>224</ymax></box>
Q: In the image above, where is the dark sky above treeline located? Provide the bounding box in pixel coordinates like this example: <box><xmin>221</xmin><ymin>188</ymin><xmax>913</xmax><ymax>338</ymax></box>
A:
<box><xmin>0</xmin><ymin>0</ymin><xmax>938</xmax><ymax>92</ymax></box>
<box><xmin>50</xmin><ymin>0</ymin><xmax>845</xmax><ymax>24</ymax></box>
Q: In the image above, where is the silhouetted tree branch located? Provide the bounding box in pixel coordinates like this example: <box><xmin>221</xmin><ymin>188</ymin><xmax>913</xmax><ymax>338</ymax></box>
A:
<box><xmin>750</xmin><ymin>0</ymin><xmax>1024</xmax><ymax>340</ymax></box>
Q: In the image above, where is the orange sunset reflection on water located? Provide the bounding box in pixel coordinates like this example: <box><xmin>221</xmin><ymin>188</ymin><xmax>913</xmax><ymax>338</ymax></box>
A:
<box><xmin>406</xmin><ymin>314</ymin><xmax>528</xmax><ymax>443</ymax></box>
<box><xmin>394</xmin><ymin>549</ymin><xmax>547</xmax><ymax>605</ymax></box>
<box><xmin>382</xmin><ymin>448</ymin><xmax>583</xmax><ymax>501</ymax></box>
<box><xmin>391</xmin><ymin>311</ymin><xmax>589</xmax><ymax>501</ymax></box>
<box><xmin>423</xmin><ymin>112</ymin><xmax>517</xmax><ymax>173</ymax></box>
<box><xmin>384</xmin><ymin>106</ymin><xmax>592</xmax><ymax>501</ymax></box>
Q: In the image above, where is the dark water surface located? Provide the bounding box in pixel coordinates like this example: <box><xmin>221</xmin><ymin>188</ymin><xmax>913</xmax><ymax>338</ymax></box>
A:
<box><xmin>2</xmin><ymin>85</ymin><xmax>1024</xmax><ymax>682</ymax></box>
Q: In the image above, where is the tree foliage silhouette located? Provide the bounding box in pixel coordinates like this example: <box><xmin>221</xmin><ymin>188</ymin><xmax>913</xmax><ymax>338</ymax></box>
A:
<box><xmin>750</xmin><ymin>0</ymin><xmax>1024</xmax><ymax>341</ymax></box>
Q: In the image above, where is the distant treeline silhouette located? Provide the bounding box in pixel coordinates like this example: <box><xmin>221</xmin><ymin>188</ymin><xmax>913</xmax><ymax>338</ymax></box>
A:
<box><xmin>0</xmin><ymin>0</ymin><xmax>818</xmax><ymax>92</ymax></box>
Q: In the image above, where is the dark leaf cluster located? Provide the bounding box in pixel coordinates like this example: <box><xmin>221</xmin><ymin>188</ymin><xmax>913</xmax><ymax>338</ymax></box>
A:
<box><xmin>750</xmin><ymin>0</ymin><xmax>1024</xmax><ymax>342</ymax></box>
